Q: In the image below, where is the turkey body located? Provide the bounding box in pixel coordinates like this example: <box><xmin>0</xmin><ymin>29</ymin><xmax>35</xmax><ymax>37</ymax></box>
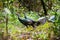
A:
<box><xmin>17</xmin><ymin>14</ymin><xmax>36</xmax><ymax>28</ymax></box>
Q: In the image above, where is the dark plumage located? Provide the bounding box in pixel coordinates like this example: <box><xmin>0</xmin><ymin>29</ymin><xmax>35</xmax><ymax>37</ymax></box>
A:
<box><xmin>24</xmin><ymin>13</ymin><xmax>36</xmax><ymax>23</ymax></box>
<box><xmin>16</xmin><ymin>13</ymin><xmax>36</xmax><ymax>28</ymax></box>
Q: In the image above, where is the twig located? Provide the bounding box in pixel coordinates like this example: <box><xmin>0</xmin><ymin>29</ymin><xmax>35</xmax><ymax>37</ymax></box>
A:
<box><xmin>6</xmin><ymin>14</ymin><xmax>8</xmax><ymax>40</ymax></box>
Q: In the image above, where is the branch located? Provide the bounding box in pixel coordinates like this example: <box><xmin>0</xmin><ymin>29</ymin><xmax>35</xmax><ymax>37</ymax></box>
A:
<box><xmin>40</xmin><ymin>0</ymin><xmax>47</xmax><ymax>15</ymax></box>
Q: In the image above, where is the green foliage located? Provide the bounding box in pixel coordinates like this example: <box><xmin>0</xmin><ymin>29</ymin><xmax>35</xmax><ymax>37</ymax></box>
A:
<box><xmin>0</xmin><ymin>0</ymin><xmax>60</xmax><ymax>40</ymax></box>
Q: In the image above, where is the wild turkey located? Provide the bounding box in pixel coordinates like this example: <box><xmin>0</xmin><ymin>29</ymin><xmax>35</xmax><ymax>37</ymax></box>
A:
<box><xmin>16</xmin><ymin>13</ymin><xmax>36</xmax><ymax>28</ymax></box>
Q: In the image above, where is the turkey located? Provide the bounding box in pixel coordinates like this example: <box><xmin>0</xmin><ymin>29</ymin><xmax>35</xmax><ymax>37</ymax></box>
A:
<box><xmin>16</xmin><ymin>13</ymin><xmax>36</xmax><ymax>28</ymax></box>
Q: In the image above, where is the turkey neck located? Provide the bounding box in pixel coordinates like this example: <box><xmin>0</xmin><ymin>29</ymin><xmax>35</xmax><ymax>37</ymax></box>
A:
<box><xmin>16</xmin><ymin>14</ymin><xmax>23</xmax><ymax>21</ymax></box>
<box><xmin>18</xmin><ymin>17</ymin><xmax>23</xmax><ymax>22</ymax></box>
<box><xmin>24</xmin><ymin>13</ymin><xmax>27</xmax><ymax>19</ymax></box>
<box><xmin>17</xmin><ymin>15</ymin><xmax>23</xmax><ymax>21</ymax></box>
